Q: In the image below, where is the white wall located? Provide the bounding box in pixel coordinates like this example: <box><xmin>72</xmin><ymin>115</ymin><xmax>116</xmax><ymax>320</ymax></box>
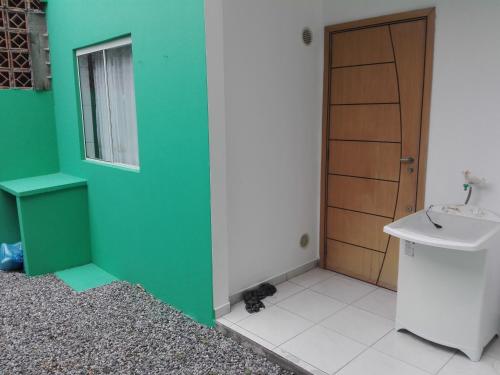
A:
<box><xmin>424</xmin><ymin>0</ymin><xmax>500</xmax><ymax>210</ymax></box>
<box><xmin>323</xmin><ymin>0</ymin><xmax>500</xmax><ymax>211</ymax></box>
<box><xmin>222</xmin><ymin>0</ymin><xmax>324</xmax><ymax>294</ymax></box>
<box><xmin>205</xmin><ymin>0</ymin><xmax>230</xmax><ymax>315</ymax></box>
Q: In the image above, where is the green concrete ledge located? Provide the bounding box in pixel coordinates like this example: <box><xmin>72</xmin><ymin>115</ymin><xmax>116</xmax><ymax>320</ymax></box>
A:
<box><xmin>0</xmin><ymin>173</ymin><xmax>87</xmax><ymax>197</ymax></box>
<box><xmin>55</xmin><ymin>263</ymin><xmax>118</xmax><ymax>292</ymax></box>
<box><xmin>0</xmin><ymin>172</ymin><xmax>91</xmax><ymax>276</ymax></box>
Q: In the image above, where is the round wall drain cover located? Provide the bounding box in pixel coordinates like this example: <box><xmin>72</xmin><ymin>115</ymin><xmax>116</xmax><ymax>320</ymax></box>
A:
<box><xmin>300</xmin><ymin>233</ymin><xmax>309</xmax><ymax>248</ymax></box>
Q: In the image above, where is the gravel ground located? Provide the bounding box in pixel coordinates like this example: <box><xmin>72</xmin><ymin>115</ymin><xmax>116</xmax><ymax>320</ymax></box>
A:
<box><xmin>0</xmin><ymin>271</ymin><xmax>293</xmax><ymax>375</ymax></box>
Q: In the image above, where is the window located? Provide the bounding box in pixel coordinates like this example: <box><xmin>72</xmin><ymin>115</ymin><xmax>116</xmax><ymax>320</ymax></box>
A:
<box><xmin>77</xmin><ymin>37</ymin><xmax>139</xmax><ymax>168</ymax></box>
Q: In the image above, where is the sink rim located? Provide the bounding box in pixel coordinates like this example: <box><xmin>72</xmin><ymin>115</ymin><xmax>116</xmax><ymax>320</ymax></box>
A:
<box><xmin>384</xmin><ymin>205</ymin><xmax>500</xmax><ymax>251</ymax></box>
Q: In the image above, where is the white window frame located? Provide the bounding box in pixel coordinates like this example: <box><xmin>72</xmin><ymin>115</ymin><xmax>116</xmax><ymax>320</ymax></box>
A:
<box><xmin>76</xmin><ymin>37</ymin><xmax>132</xmax><ymax>57</ymax></box>
<box><xmin>76</xmin><ymin>36</ymin><xmax>140</xmax><ymax>170</ymax></box>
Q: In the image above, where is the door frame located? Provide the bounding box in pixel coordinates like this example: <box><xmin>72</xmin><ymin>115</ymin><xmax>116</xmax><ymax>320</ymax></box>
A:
<box><xmin>319</xmin><ymin>8</ymin><xmax>436</xmax><ymax>268</ymax></box>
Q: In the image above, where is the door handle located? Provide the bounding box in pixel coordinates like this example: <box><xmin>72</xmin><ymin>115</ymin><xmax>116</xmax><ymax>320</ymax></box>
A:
<box><xmin>400</xmin><ymin>157</ymin><xmax>415</xmax><ymax>163</ymax></box>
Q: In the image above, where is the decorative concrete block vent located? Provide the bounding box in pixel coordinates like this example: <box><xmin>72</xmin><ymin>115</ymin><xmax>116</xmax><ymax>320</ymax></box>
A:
<box><xmin>0</xmin><ymin>0</ymin><xmax>48</xmax><ymax>90</ymax></box>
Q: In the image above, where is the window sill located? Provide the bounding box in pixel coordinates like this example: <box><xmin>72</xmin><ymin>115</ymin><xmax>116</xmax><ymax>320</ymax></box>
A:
<box><xmin>83</xmin><ymin>158</ymin><xmax>140</xmax><ymax>173</ymax></box>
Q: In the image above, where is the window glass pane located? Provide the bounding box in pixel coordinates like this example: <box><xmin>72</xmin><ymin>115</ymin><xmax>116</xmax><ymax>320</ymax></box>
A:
<box><xmin>78</xmin><ymin>51</ymin><xmax>113</xmax><ymax>162</ymax></box>
<box><xmin>77</xmin><ymin>54</ymin><xmax>96</xmax><ymax>158</ymax></box>
<box><xmin>77</xmin><ymin>39</ymin><xmax>139</xmax><ymax>168</ymax></box>
<box><xmin>105</xmin><ymin>45</ymin><xmax>139</xmax><ymax>167</ymax></box>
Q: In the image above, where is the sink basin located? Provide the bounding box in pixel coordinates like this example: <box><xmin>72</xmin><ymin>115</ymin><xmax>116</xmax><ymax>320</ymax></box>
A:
<box><xmin>384</xmin><ymin>204</ymin><xmax>500</xmax><ymax>251</ymax></box>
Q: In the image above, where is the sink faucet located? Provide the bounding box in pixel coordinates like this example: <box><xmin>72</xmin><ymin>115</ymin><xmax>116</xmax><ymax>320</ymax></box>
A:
<box><xmin>463</xmin><ymin>170</ymin><xmax>486</xmax><ymax>205</ymax></box>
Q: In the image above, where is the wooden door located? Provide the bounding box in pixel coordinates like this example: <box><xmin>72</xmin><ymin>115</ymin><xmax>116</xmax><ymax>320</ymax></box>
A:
<box><xmin>320</xmin><ymin>9</ymin><xmax>435</xmax><ymax>290</ymax></box>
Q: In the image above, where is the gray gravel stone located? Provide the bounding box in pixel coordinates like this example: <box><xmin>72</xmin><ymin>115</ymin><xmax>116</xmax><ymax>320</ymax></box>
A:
<box><xmin>0</xmin><ymin>271</ymin><xmax>294</xmax><ymax>375</ymax></box>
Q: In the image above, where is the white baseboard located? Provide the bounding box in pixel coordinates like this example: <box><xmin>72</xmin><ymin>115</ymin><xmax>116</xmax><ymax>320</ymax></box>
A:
<box><xmin>214</xmin><ymin>301</ymin><xmax>231</xmax><ymax>318</ymax></box>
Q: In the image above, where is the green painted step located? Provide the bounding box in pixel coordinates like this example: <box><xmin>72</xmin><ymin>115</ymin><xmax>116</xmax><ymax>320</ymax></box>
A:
<box><xmin>55</xmin><ymin>263</ymin><xmax>118</xmax><ymax>292</ymax></box>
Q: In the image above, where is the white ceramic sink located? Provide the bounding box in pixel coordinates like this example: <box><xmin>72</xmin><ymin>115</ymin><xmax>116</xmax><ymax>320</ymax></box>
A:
<box><xmin>384</xmin><ymin>204</ymin><xmax>500</xmax><ymax>251</ymax></box>
<box><xmin>388</xmin><ymin>204</ymin><xmax>500</xmax><ymax>361</ymax></box>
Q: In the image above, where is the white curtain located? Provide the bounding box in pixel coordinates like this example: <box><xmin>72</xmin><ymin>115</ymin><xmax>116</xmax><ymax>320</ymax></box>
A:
<box><xmin>93</xmin><ymin>52</ymin><xmax>113</xmax><ymax>162</ymax></box>
<box><xmin>77</xmin><ymin>55</ymin><xmax>96</xmax><ymax>157</ymax></box>
<box><xmin>78</xmin><ymin>51</ymin><xmax>113</xmax><ymax>162</ymax></box>
<box><xmin>105</xmin><ymin>45</ymin><xmax>139</xmax><ymax>167</ymax></box>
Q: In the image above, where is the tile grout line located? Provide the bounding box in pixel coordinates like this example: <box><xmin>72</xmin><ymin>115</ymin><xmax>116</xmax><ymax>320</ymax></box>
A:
<box><xmin>252</xmin><ymin>274</ymin><xmax>345</xmax><ymax>326</ymax></box>
<box><xmin>332</xmin><ymin>341</ymin><xmax>373</xmax><ymax>374</ymax></box>
<box><xmin>276</xmin><ymin>299</ymin><xmax>347</xmax><ymax>326</ymax></box>
<box><xmin>293</xmin><ymin>274</ymin><xmax>401</xmax><ymax>373</ymax></box>
<box><xmin>276</xmin><ymin>282</ymin><xmax>351</xmax><ymax>325</ymax></box>
<box><xmin>369</xmin><ymin>333</ymin><xmax>452</xmax><ymax>375</ymax></box>
<box><xmin>229</xmin><ymin>324</ymin><xmax>277</xmax><ymax>349</ymax></box>
<box><xmin>267</xmin><ymin>273</ymin><xmax>394</xmax><ymax>348</ymax></box>
<box><xmin>435</xmin><ymin>352</ymin><xmax>457</xmax><ymax>374</ymax></box>
<box><xmin>218</xmin><ymin>322</ymin><xmax>327</xmax><ymax>373</ymax></box>
<box><xmin>288</xmin><ymin>269</ymin><xmax>338</xmax><ymax>288</ymax></box>
<box><xmin>239</xmin><ymin>270</ymin><xmax>456</xmax><ymax>375</ymax></box>
<box><xmin>333</xmin><ymin>335</ymin><xmax>449</xmax><ymax>375</ymax></box>
<box><xmin>350</xmin><ymin>303</ymin><xmax>395</xmax><ymax>321</ymax></box>
<box><xmin>230</xmin><ymin>317</ymin><xmax>328</xmax><ymax>374</ymax></box>
<box><xmin>368</xmin><ymin>346</ymin><xmax>437</xmax><ymax>375</ymax></box>
<box><xmin>341</xmin><ymin>280</ymin><xmax>396</xmax><ymax>320</ymax></box>
<box><xmin>274</xmin><ymin>347</ymin><xmax>330</xmax><ymax>375</ymax></box>
<box><xmin>304</xmin><ymin>273</ymin><xmax>381</xmax><ymax>304</ymax></box>
<box><xmin>369</xmin><ymin>327</ymin><xmax>394</xmax><ymax>347</ymax></box>
<box><xmin>347</xmin><ymin>286</ymin><xmax>398</xmax><ymax>321</ymax></box>
<box><xmin>224</xmin><ymin>270</ymin><xmax>399</xmax><ymax>374</ymax></box>
<box><xmin>230</xmin><ymin>305</ymin><xmax>313</xmax><ymax>348</ymax></box>
<box><xmin>347</xmin><ymin>285</ymin><xmax>380</xmax><ymax>305</ymax></box>
<box><xmin>314</xmin><ymin>303</ymin><xmax>351</xmax><ymax>326</ymax></box>
<box><xmin>326</xmin><ymin>286</ymin><xmax>403</xmax><ymax>374</ymax></box>
<box><xmin>268</xmin><ymin>284</ymin><xmax>307</xmax><ymax>305</ymax></box>
<box><xmin>274</xmin><ymin>307</ymin><xmax>350</xmax><ymax>350</ymax></box>
<box><xmin>271</xmin><ymin>306</ymin><xmax>396</xmax><ymax>374</ymax></box>
<box><xmin>267</xmin><ymin>279</ymin><xmax>383</xmax><ymax>353</ymax></box>
<box><xmin>272</xmin><ymin>273</ymin><xmax>365</xmax><ymax>347</ymax></box>
<box><xmin>318</xmin><ymin>316</ymin><xmax>393</xmax><ymax>348</ymax></box>
<box><xmin>230</xmin><ymin>289</ymin><xmax>466</xmax><ymax>375</ymax></box>
<box><xmin>227</xmin><ymin>272</ymin><xmax>390</xmax><ymax>329</ymax></box>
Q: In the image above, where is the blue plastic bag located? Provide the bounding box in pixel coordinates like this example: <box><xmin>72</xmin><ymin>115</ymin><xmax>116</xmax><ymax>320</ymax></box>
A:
<box><xmin>0</xmin><ymin>242</ymin><xmax>23</xmax><ymax>271</ymax></box>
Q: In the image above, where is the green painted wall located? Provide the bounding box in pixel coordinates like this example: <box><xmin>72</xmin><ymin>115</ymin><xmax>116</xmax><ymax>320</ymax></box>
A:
<box><xmin>46</xmin><ymin>0</ymin><xmax>214</xmax><ymax>324</ymax></box>
<box><xmin>0</xmin><ymin>91</ymin><xmax>59</xmax><ymax>242</ymax></box>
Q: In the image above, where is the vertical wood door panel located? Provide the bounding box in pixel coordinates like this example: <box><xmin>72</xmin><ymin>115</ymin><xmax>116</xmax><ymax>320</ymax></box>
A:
<box><xmin>330</xmin><ymin>104</ymin><xmax>401</xmax><ymax>142</ymax></box>
<box><xmin>329</xmin><ymin>141</ymin><xmax>401</xmax><ymax>181</ymax></box>
<box><xmin>331</xmin><ymin>26</ymin><xmax>394</xmax><ymax>67</ymax></box>
<box><xmin>390</xmin><ymin>20</ymin><xmax>426</xmax><ymax>220</ymax></box>
<box><xmin>326</xmin><ymin>240</ymin><xmax>384</xmax><ymax>284</ymax></box>
<box><xmin>331</xmin><ymin>64</ymin><xmax>399</xmax><ymax>104</ymax></box>
<box><xmin>378</xmin><ymin>236</ymin><xmax>400</xmax><ymax>289</ymax></box>
<box><xmin>321</xmin><ymin>10</ymin><xmax>434</xmax><ymax>291</ymax></box>
<box><xmin>327</xmin><ymin>207</ymin><xmax>391</xmax><ymax>252</ymax></box>
<box><xmin>328</xmin><ymin>175</ymin><xmax>398</xmax><ymax>217</ymax></box>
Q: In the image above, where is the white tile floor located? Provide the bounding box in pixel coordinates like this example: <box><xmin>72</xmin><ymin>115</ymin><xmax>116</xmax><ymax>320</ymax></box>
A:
<box><xmin>218</xmin><ymin>268</ymin><xmax>500</xmax><ymax>375</ymax></box>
